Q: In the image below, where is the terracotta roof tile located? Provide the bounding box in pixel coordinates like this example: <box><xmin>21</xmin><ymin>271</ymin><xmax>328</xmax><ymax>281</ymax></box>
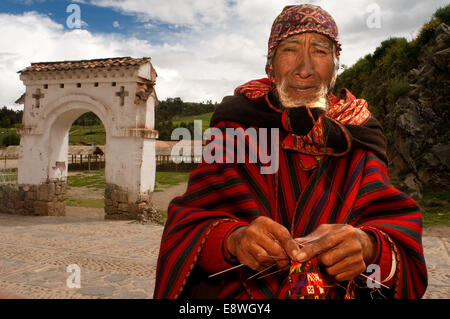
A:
<box><xmin>19</xmin><ymin>57</ymin><xmax>151</xmax><ymax>74</ymax></box>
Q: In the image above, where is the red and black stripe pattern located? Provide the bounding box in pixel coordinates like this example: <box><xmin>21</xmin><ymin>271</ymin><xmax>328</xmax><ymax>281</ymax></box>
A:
<box><xmin>153</xmin><ymin>97</ymin><xmax>427</xmax><ymax>299</ymax></box>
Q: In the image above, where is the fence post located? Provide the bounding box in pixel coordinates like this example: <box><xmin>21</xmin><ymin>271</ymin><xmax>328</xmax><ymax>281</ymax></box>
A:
<box><xmin>88</xmin><ymin>154</ymin><xmax>91</xmax><ymax>171</ymax></box>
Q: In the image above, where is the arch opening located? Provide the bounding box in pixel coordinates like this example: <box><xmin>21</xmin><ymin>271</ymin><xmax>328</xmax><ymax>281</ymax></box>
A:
<box><xmin>65</xmin><ymin>111</ymin><xmax>107</xmax><ymax>219</ymax></box>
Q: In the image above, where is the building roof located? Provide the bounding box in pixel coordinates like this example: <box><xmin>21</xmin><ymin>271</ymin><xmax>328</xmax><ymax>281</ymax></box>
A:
<box><xmin>18</xmin><ymin>57</ymin><xmax>151</xmax><ymax>74</ymax></box>
<box><xmin>15</xmin><ymin>93</ymin><xmax>25</xmax><ymax>105</ymax></box>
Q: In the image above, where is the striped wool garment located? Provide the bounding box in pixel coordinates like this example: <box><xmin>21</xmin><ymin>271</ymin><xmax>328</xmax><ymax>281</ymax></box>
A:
<box><xmin>153</xmin><ymin>88</ymin><xmax>427</xmax><ymax>299</ymax></box>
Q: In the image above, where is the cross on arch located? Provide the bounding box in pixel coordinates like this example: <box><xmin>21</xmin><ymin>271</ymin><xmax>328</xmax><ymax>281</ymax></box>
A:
<box><xmin>32</xmin><ymin>88</ymin><xmax>45</xmax><ymax>108</ymax></box>
<box><xmin>116</xmin><ymin>86</ymin><xmax>129</xmax><ymax>106</ymax></box>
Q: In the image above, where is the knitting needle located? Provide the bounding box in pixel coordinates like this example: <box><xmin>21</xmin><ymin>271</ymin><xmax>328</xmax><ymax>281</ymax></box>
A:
<box><xmin>257</xmin><ymin>267</ymin><xmax>286</xmax><ymax>279</ymax></box>
<box><xmin>208</xmin><ymin>236</ymin><xmax>329</xmax><ymax>279</ymax></box>
<box><xmin>247</xmin><ymin>263</ymin><xmax>277</xmax><ymax>280</ymax></box>
<box><xmin>295</xmin><ymin>236</ymin><xmax>323</xmax><ymax>248</ymax></box>
<box><xmin>208</xmin><ymin>263</ymin><xmax>245</xmax><ymax>278</ymax></box>
<box><xmin>358</xmin><ymin>273</ymin><xmax>390</xmax><ymax>290</ymax></box>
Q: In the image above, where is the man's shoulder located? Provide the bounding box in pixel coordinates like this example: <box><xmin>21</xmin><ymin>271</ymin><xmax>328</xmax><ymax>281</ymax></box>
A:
<box><xmin>210</xmin><ymin>94</ymin><xmax>272</xmax><ymax>128</ymax></box>
<box><xmin>215</xmin><ymin>94</ymin><xmax>259</xmax><ymax>112</ymax></box>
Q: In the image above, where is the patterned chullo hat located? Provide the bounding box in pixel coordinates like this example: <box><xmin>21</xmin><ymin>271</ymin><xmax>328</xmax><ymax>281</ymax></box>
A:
<box><xmin>266</xmin><ymin>4</ymin><xmax>341</xmax><ymax>78</ymax></box>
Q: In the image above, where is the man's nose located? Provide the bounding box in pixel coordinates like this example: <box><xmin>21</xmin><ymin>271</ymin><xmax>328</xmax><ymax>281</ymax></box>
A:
<box><xmin>293</xmin><ymin>53</ymin><xmax>314</xmax><ymax>79</ymax></box>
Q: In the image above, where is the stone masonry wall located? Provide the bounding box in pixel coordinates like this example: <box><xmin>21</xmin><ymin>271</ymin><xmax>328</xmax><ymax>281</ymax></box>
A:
<box><xmin>104</xmin><ymin>183</ymin><xmax>161</xmax><ymax>223</ymax></box>
<box><xmin>0</xmin><ymin>181</ymin><xmax>66</xmax><ymax>216</ymax></box>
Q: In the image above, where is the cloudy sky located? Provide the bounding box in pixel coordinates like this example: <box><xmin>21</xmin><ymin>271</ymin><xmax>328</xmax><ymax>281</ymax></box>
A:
<box><xmin>0</xmin><ymin>0</ymin><xmax>447</xmax><ymax>110</ymax></box>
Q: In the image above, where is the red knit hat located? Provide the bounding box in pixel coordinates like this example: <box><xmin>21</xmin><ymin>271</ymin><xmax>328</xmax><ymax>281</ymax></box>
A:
<box><xmin>266</xmin><ymin>4</ymin><xmax>341</xmax><ymax>77</ymax></box>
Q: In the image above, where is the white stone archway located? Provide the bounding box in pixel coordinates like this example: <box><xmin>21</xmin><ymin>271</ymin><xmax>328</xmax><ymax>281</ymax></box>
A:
<box><xmin>15</xmin><ymin>57</ymin><xmax>159</xmax><ymax>219</ymax></box>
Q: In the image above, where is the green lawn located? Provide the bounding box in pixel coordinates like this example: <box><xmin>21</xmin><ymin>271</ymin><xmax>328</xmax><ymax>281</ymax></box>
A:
<box><xmin>172</xmin><ymin>112</ymin><xmax>213</xmax><ymax>131</ymax></box>
<box><xmin>66</xmin><ymin>169</ymin><xmax>106</xmax><ymax>208</ymax></box>
<box><xmin>67</xmin><ymin>169</ymin><xmax>106</xmax><ymax>189</ymax></box>
<box><xmin>154</xmin><ymin>171</ymin><xmax>191</xmax><ymax>192</ymax></box>
<box><xmin>69</xmin><ymin>124</ymin><xmax>106</xmax><ymax>145</ymax></box>
<box><xmin>66</xmin><ymin>169</ymin><xmax>191</xmax><ymax>208</ymax></box>
<box><xmin>66</xmin><ymin>197</ymin><xmax>105</xmax><ymax>208</ymax></box>
<box><xmin>415</xmin><ymin>188</ymin><xmax>450</xmax><ymax>227</ymax></box>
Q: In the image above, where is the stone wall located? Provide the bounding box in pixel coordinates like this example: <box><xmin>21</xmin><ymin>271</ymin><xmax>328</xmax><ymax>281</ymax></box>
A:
<box><xmin>104</xmin><ymin>183</ymin><xmax>161</xmax><ymax>223</ymax></box>
<box><xmin>0</xmin><ymin>181</ymin><xmax>66</xmax><ymax>216</ymax></box>
<box><xmin>1</xmin><ymin>181</ymin><xmax>161</xmax><ymax>222</ymax></box>
<box><xmin>0</xmin><ymin>185</ymin><xmax>24</xmax><ymax>215</ymax></box>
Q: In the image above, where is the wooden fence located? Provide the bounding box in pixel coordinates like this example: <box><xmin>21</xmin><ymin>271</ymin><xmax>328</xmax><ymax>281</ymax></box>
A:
<box><xmin>155</xmin><ymin>155</ymin><xmax>201</xmax><ymax>171</ymax></box>
<box><xmin>0</xmin><ymin>153</ymin><xmax>201</xmax><ymax>176</ymax></box>
<box><xmin>68</xmin><ymin>154</ymin><xmax>105</xmax><ymax>171</ymax></box>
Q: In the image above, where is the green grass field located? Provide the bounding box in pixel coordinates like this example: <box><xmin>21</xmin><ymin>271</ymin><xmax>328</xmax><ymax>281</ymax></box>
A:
<box><xmin>172</xmin><ymin>112</ymin><xmax>213</xmax><ymax>131</ymax></box>
<box><xmin>69</xmin><ymin>124</ymin><xmax>106</xmax><ymax>145</ymax></box>
<box><xmin>154</xmin><ymin>171</ymin><xmax>191</xmax><ymax>192</ymax></box>
<box><xmin>416</xmin><ymin>188</ymin><xmax>450</xmax><ymax>227</ymax></box>
<box><xmin>66</xmin><ymin>198</ymin><xmax>105</xmax><ymax>208</ymax></box>
<box><xmin>66</xmin><ymin>169</ymin><xmax>191</xmax><ymax>208</ymax></box>
<box><xmin>67</xmin><ymin>169</ymin><xmax>106</xmax><ymax>189</ymax></box>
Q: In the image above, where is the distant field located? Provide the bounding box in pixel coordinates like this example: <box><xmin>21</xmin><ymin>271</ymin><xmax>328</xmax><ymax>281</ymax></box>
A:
<box><xmin>0</xmin><ymin>128</ymin><xmax>19</xmax><ymax>143</ymax></box>
<box><xmin>1</xmin><ymin>112</ymin><xmax>213</xmax><ymax>146</ymax></box>
<box><xmin>172</xmin><ymin>112</ymin><xmax>213</xmax><ymax>131</ymax></box>
<box><xmin>69</xmin><ymin>124</ymin><xmax>106</xmax><ymax>145</ymax></box>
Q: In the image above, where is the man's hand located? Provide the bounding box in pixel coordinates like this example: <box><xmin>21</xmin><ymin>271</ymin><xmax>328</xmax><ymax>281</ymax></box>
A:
<box><xmin>225</xmin><ymin>216</ymin><xmax>302</xmax><ymax>271</ymax></box>
<box><xmin>295</xmin><ymin>224</ymin><xmax>377</xmax><ymax>282</ymax></box>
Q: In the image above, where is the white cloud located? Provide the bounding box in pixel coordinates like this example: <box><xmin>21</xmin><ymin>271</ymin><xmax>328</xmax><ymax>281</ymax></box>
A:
<box><xmin>112</xmin><ymin>20</ymin><xmax>120</xmax><ymax>28</ymax></box>
<box><xmin>89</xmin><ymin>0</ymin><xmax>233</xmax><ymax>26</ymax></box>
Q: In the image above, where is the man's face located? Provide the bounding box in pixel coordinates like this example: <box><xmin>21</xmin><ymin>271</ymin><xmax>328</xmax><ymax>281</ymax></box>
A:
<box><xmin>272</xmin><ymin>32</ymin><xmax>335</xmax><ymax>108</ymax></box>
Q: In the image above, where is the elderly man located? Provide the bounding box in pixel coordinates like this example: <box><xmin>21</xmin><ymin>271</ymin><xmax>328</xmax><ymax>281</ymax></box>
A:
<box><xmin>154</xmin><ymin>4</ymin><xmax>427</xmax><ymax>299</ymax></box>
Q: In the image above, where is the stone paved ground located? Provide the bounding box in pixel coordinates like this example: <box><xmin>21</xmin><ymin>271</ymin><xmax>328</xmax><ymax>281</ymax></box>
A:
<box><xmin>0</xmin><ymin>212</ymin><xmax>448</xmax><ymax>299</ymax></box>
<box><xmin>0</xmin><ymin>213</ymin><xmax>161</xmax><ymax>299</ymax></box>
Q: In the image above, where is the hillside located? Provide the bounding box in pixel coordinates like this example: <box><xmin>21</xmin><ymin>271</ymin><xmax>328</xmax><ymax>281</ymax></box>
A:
<box><xmin>67</xmin><ymin>112</ymin><xmax>213</xmax><ymax>145</ymax></box>
<box><xmin>335</xmin><ymin>5</ymin><xmax>450</xmax><ymax>197</ymax></box>
<box><xmin>172</xmin><ymin>112</ymin><xmax>213</xmax><ymax>131</ymax></box>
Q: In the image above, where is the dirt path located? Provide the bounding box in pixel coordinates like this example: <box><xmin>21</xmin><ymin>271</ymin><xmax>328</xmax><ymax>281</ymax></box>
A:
<box><xmin>66</xmin><ymin>206</ymin><xmax>104</xmax><ymax>219</ymax></box>
<box><xmin>423</xmin><ymin>226</ymin><xmax>450</xmax><ymax>237</ymax></box>
<box><xmin>66</xmin><ymin>187</ymin><xmax>104</xmax><ymax>200</ymax></box>
<box><xmin>151</xmin><ymin>182</ymin><xmax>188</xmax><ymax>211</ymax></box>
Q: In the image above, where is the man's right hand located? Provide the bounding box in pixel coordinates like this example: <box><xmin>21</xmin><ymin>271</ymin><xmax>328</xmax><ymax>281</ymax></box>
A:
<box><xmin>225</xmin><ymin>216</ymin><xmax>301</xmax><ymax>271</ymax></box>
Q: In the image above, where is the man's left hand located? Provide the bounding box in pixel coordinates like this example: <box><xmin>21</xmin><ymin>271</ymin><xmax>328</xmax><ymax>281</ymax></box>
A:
<box><xmin>294</xmin><ymin>224</ymin><xmax>377</xmax><ymax>282</ymax></box>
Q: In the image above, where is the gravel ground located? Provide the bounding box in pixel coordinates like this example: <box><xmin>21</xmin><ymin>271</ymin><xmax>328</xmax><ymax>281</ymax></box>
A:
<box><xmin>0</xmin><ymin>182</ymin><xmax>447</xmax><ymax>299</ymax></box>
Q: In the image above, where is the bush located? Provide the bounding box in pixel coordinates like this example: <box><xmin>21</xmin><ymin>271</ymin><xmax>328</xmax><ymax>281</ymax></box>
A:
<box><xmin>2</xmin><ymin>133</ymin><xmax>20</xmax><ymax>146</ymax></box>
<box><xmin>434</xmin><ymin>4</ymin><xmax>450</xmax><ymax>25</ymax></box>
<box><xmin>387</xmin><ymin>78</ymin><xmax>410</xmax><ymax>102</ymax></box>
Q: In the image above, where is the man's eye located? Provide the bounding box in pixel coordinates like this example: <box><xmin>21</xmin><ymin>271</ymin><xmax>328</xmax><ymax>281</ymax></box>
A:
<box><xmin>282</xmin><ymin>47</ymin><xmax>296</xmax><ymax>52</ymax></box>
<box><xmin>314</xmin><ymin>49</ymin><xmax>328</xmax><ymax>54</ymax></box>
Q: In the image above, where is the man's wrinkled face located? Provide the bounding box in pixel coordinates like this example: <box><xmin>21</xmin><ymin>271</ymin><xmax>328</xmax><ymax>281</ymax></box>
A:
<box><xmin>272</xmin><ymin>32</ymin><xmax>335</xmax><ymax>108</ymax></box>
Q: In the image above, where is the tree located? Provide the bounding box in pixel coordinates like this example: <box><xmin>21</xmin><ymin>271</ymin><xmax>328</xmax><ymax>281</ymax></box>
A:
<box><xmin>2</xmin><ymin>133</ymin><xmax>20</xmax><ymax>147</ymax></box>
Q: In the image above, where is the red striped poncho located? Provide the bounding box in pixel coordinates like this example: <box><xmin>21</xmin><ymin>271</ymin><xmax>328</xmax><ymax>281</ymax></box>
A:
<box><xmin>153</xmin><ymin>87</ymin><xmax>427</xmax><ymax>299</ymax></box>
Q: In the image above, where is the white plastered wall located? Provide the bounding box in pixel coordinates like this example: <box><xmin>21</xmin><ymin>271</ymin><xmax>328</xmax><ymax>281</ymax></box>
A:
<box><xmin>17</xmin><ymin>62</ymin><xmax>157</xmax><ymax>204</ymax></box>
